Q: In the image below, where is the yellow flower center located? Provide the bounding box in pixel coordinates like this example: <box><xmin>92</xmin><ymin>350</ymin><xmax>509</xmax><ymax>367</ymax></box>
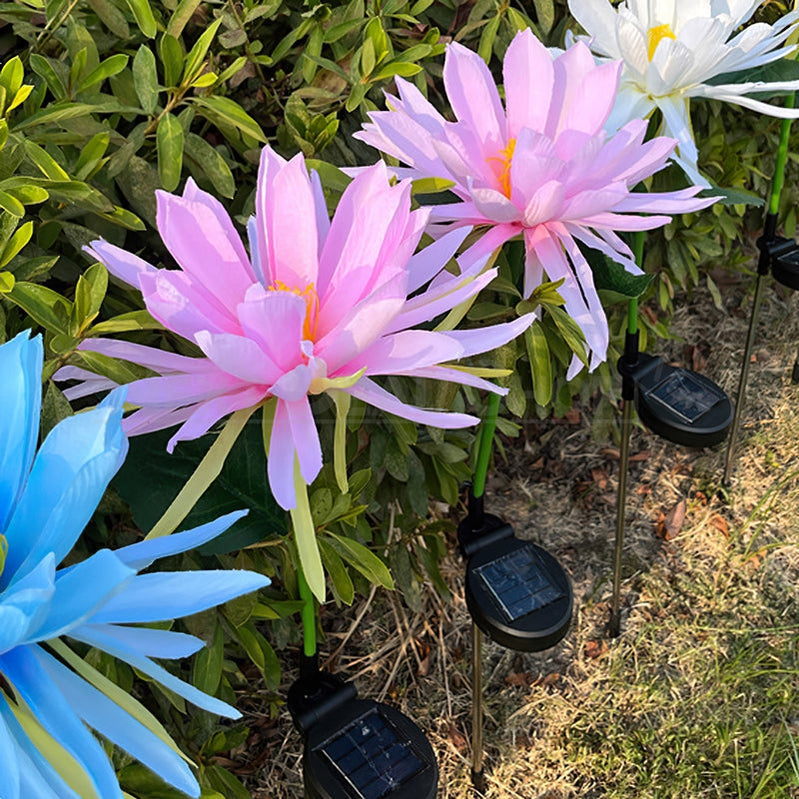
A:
<box><xmin>647</xmin><ymin>23</ymin><xmax>676</xmax><ymax>61</ymax></box>
<box><xmin>269</xmin><ymin>280</ymin><xmax>319</xmax><ymax>341</ymax></box>
<box><xmin>487</xmin><ymin>138</ymin><xmax>517</xmax><ymax>199</ymax></box>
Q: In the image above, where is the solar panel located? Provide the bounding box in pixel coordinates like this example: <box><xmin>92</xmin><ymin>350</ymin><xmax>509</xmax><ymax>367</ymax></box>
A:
<box><xmin>475</xmin><ymin>544</ymin><xmax>566</xmax><ymax>623</ymax></box>
<box><xmin>645</xmin><ymin>371</ymin><xmax>725</xmax><ymax>424</ymax></box>
<box><xmin>319</xmin><ymin>707</ymin><xmax>425</xmax><ymax>798</ymax></box>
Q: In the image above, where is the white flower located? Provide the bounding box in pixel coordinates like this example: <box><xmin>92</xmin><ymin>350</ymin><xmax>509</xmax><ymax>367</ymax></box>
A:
<box><xmin>569</xmin><ymin>0</ymin><xmax>799</xmax><ymax>185</ymax></box>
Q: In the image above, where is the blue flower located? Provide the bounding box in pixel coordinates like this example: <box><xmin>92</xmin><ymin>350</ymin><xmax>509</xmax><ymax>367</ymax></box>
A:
<box><xmin>0</xmin><ymin>331</ymin><xmax>270</xmax><ymax>799</ymax></box>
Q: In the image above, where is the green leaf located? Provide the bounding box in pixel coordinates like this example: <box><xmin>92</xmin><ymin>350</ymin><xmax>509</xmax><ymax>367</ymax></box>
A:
<box><xmin>113</xmin><ymin>424</ymin><xmax>285</xmax><ymax>556</ymax></box>
<box><xmin>585</xmin><ymin>246</ymin><xmax>653</xmax><ymax>302</ymax></box>
<box><xmin>549</xmin><ymin>305</ymin><xmax>588</xmax><ymax>368</ymax></box>
<box><xmin>78</xmin><ymin>53</ymin><xmax>129</xmax><ymax>92</ymax></box>
<box><xmin>157</xmin><ymin>112</ymin><xmax>184</xmax><ymax>191</ymax></box>
<box><xmin>0</xmin><ymin>272</ymin><xmax>15</xmax><ymax>293</ymax></box>
<box><xmin>7</xmin><ymin>281</ymin><xmax>72</xmax><ymax>334</ymax></box>
<box><xmin>532</xmin><ymin>0</ymin><xmax>555</xmax><ymax>34</ymax></box>
<box><xmin>478</xmin><ymin>13</ymin><xmax>501</xmax><ymax>64</ymax></box>
<box><xmin>159</xmin><ymin>34</ymin><xmax>184</xmax><ymax>88</ymax></box>
<box><xmin>0</xmin><ymin>220</ymin><xmax>33</xmax><ymax>267</ymax></box>
<box><xmin>0</xmin><ymin>189</ymin><xmax>24</xmax><ymax>217</ymax></box>
<box><xmin>133</xmin><ymin>45</ymin><xmax>160</xmax><ymax>115</ymax></box>
<box><xmin>184</xmin><ymin>133</ymin><xmax>235</xmax><ymax>198</ymax></box>
<box><xmin>182</xmin><ymin>17</ymin><xmax>222</xmax><ymax>85</ymax></box>
<box><xmin>235</xmin><ymin>623</ymin><xmax>280</xmax><ymax>689</ymax></box>
<box><xmin>74</xmin><ymin>131</ymin><xmax>110</xmax><ymax>180</ymax></box>
<box><xmin>87</xmin><ymin>0</ymin><xmax>131</xmax><ymax>38</ymax></box>
<box><xmin>23</xmin><ymin>141</ymin><xmax>70</xmax><ymax>180</ymax></box>
<box><xmin>319</xmin><ymin>537</ymin><xmax>354</xmax><ymax>605</ymax></box>
<box><xmin>124</xmin><ymin>0</ymin><xmax>157</xmax><ymax>38</ymax></box>
<box><xmin>525</xmin><ymin>321</ymin><xmax>552</xmax><ymax>407</ymax></box>
<box><xmin>29</xmin><ymin>55</ymin><xmax>66</xmax><ymax>101</ymax></box>
<box><xmin>89</xmin><ymin>309</ymin><xmax>160</xmax><ymax>334</ymax></box>
<box><xmin>14</xmin><ymin>102</ymin><xmax>100</xmax><ymax>130</ymax></box>
<box><xmin>370</xmin><ymin>61</ymin><xmax>422</xmax><ymax>82</ymax></box>
<box><xmin>0</xmin><ymin>56</ymin><xmax>24</xmax><ymax>98</ymax></box>
<box><xmin>706</xmin><ymin>59</ymin><xmax>799</xmax><ymax>94</ymax></box>
<box><xmin>71</xmin><ymin>262</ymin><xmax>107</xmax><ymax>334</ymax></box>
<box><xmin>326</xmin><ymin>532</ymin><xmax>394</xmax><ymax>590</ymax></box>
<box><xmin>191</xmin><ymin>623</ymin><xmax>224</xmax><ymax>696</ymax></box>
<box><xmin>699</xmin><ymin>186</ymin><xmax>765</xmax><ymax>207</ymax></box>
<box><xmin>166</xmin><ymin>0</ymin><xmax>202</xmax><ymax>38</ymax></box>
<box><xmin>193</xmin><ymin>96</ymin><xmax>267</xmax><ymax>143</ymax></box>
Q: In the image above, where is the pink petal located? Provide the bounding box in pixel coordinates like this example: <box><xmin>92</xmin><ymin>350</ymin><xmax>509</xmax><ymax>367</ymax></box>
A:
<box><xmin>79</xmin><ymin>338</ymin><xmax>210</xmax><ymax>374</ymax></box>
<box><xmin>138</xmin><ymin>270</ymin><xmax>240</xmax><ymax>339</ymax></box>
<box><xmin>444</xmin><ymin>42</ymin><xmax>506</xmax><ymax>157</ymax></box>
<box><xmin>122</xmin><ymin>405</ymin><xmax>194</xmax><ymax>438</ymax></box>
<box><xmin>406</xmin><ymin>227</ymin><xmax>471</xmax><ymax>294</ymax></box>
<box><xmin>444</xmin><ymin>313</ymin><xmax>537</xmax><ymax>357</ymax></box>
<box><xmin>346</xmin><ymin>376</ymin><xmax>478</xmax><ymax>428</ymax></box>
<box><xmin>256</xmin><ymin>150</ymin><xmax>320</xmax><ymax>290</ymax></box>
<box><xmin>504</xmin><ymin>29</ymin><xmax>554</xmax><ymax>138</ymax></box>
<box><xmin>348</xmin><ymin>330</ymin><xmax>464</xmax><ymax>377</ymax></box>
<box><xmin>236</xmin><ymin>286</ymin><xmax>307</xmax><ymax>373</ymax></box>
<box><xmin>156</xmin><ymin>182</ymin><xmax>254</xmax><ymax>310</ymax></box>
<box><xmin>86</xmin><ymin>239</ymin><xmax>156</xmax><ymax>287</ymax></box>
<box><xmin>194</xmin><ymin>331</ymin><xmax>282</xmax><ymax>385</ymax></box>
<box><xmin>267</xmin><ymin>400</ymin><xmax>298</xmax><ymax>510</ymax></box>
<box><xmin>546</xmin><ymin>41</ymin><xmax>601</xmax><ymax>138</ymax></box>
<box><xmin>126</xmin><ymin>372</ymin><xmax>243</xmax><ymax>407</ymax></box>
<box><xmin>166</xmin><ymin>386</ymin><xmax>265</xmax><ymax>452</ymax></box>
<box><xmin>285</xmin><ymin>397</ymin><xmax>322</xmax><ymax>486</ymax></box>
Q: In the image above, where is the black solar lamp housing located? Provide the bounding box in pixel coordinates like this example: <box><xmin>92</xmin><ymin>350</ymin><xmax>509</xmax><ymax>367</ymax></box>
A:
<box><xmin>287</xmin><ymin>665</ymin><xmax>438</xmax><ymax>799</ymax></box>
<box><xmin>617</xmin><ymin>332</ymin><xmax>733</xmax><ymax>449</ymax></box>
<box><xmin>458</xmin><ymin>497</ymin><xmax>573</xmax><ymax>653</ymax></box>
<box><xmin>758</xmin><ymin>211</ymin><xmax>799</xmax><ymax>291</ymax></box>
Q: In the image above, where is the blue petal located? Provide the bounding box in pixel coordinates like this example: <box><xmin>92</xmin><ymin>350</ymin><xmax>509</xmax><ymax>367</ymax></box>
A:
<box><xmin>89</xmin><ymin>570</ymin><xmax>269</xmax><ymax>624</ymax></box>
<box><xmin>113</xmin><ymin>510</ymin><xmax>250</xmax><ymax>571</ymax></box>
<box><xmin>2</xmin><ymin>392</ymin><xmax>128</xmax><ymax>589</ymax></box>
<box><xmin>0</xmin><ymin>331</ymin><xmax>42</xmax><ymax>533</ymax></box>
<box><xmin>0</xmin><ymin>708</ymin><xmax>20</xmax><ymax>799</ymax></box>
<box><xmin>79</xmin><ymin>623</ymin><xmax>205</xmax><ymax>659</ymax></box>
<box><xmin>0</xmin><ymin>699</ymin><xmax>81</xmax><ymax>799</ymax></box>
<box><xmin>0</xmin><ymin>555</ymin><xmax>56</xmax><ymax>653</ymax></box>
<box><xmin>37</xmin><ymin>648</ymin><xmax>201</xmax><ymax>798</ymax></box>
<box><xmin>29</xmin><ymin>550</ymin><xmax>135</xmax><ymax>642</ymax></box>
<box><xmin>0</xmin><ymin>645</ymin><xmax>122</xmax><ymax>799</ymax></box>
<box><xmin>72</xmin><ymin>624</ymin><xmax>240</xmax><ymax>718</ymax></box>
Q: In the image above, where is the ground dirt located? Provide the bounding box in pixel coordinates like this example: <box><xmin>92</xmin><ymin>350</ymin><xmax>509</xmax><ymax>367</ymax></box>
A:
<box><xmin>237</xmin><ymin>267</ymin><xmax>799</xmax><ymax>798</ymax></box>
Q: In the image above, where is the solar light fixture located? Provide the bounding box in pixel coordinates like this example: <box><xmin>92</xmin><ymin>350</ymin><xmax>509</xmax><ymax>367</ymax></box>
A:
<box><xmin>610</xmin><ymin>281</ymin><xmax>732</xmax><ymax>636</ymax></box>
<box><xmin>723</xmin><ymin>210</ymin><xmax>799</xmax><ymax>484</ymax></box>
<box><xmin>458</xmin><ymin>491</ymin><xmax>573</xmax><ymax>792</ymax></box>
<box><xmin>288</xmin><ymin>659</ymin><xmax>438</xmax><ymax>799</ymax></box>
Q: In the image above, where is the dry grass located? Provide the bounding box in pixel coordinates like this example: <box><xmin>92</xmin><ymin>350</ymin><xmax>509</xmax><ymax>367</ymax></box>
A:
<box><xmin>245</xmin><ymin>276</ymin><xmax>799</xmax><ymax>799</ymax></box>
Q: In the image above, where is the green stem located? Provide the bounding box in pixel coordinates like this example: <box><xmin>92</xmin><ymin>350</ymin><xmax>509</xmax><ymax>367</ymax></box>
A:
<box><xmin>297</xmin><ymin>566</ymin><xmax>317</xmax><ymax>658</ymax></box>
<box><xmin>769</xmin><ymin>93</ymin><xmax>796</xmax><ymax>215</ymax></box>
<box><xmin>472</xmin><ymin>392</ymin><xmax>501</xmax><ymax>498</ymax></box>
<box><xmin>626</xmin><ymin>230</ymin><xmax>645</xmax><ymax>335</ymax></box>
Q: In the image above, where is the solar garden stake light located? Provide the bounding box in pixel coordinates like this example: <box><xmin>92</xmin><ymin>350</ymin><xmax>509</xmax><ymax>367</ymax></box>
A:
<box><xmin>287</xmin><ymin>568</ymin><xmax>438</xmax><ymax>799</ymax></box>
<box><xmin>610</xmin><ymin>234</ymin><xmax>733</xmax><ymax>636</ymax></box>
<box><xmin>723</xmin><ymin>96</ymin><xmax>797</xmax><ymax>486</ymax></box>
<box><xmin>458</xmin><ymin>393</ymin><xmax>574</xmax><ymax>793</ymax></box>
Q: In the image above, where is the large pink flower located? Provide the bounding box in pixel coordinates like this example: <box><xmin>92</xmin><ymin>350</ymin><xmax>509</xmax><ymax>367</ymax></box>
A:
<box><xmin>59</xmin><ymin>147</ymin><xmax>531</xmax><ymax>510</ymax></box>
<box><xmin>355</xmin><ymin>30</ymin><xmax>716</xmax><ymax>376</ymax></box>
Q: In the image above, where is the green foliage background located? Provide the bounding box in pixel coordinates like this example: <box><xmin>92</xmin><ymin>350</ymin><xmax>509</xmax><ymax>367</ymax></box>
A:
<box><xmin>2</xmin><ymin>0</ymin><xmax>798</xmax><ymax>794</ymax></box>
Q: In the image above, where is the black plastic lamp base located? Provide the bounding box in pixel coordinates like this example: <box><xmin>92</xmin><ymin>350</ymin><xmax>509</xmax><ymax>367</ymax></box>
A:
<box><xmin>622</xmin><ymin>353</ymin><xmax>733</xmax><ymax>448</ymax></box>
<box><xmin>458</xmin><ymin>496</ymin><xmax>573</xmax><ymax>654</ymax></box>
<box><xmin>288</xmin><ymin>667</ymin><xmax>438</xmax><ymax>799</ymax></box>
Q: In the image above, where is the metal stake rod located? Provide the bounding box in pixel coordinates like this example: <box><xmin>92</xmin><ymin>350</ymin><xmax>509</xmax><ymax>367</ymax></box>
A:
<box><xmin>610</xmin><ymin>398</ymin><xmax>633</xmax><ymax>638</ymax></box>
<box><xmin>471</xmin><ymin>622</ymin><xmax>486</xmax><ymax>794</ymax></box>
<box><xmin>792</xmin><ymin>341</ymin><xmax>799</xmax><ymax>384</ymax></box>
<box><xmin>723</xmin><ymin>272</ymin><xmax>767</xmax><ymax>485</ymax></box>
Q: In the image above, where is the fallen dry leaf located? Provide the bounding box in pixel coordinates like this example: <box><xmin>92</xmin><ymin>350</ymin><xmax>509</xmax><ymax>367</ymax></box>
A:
<box><xmin>709</xmin><ymin>514</ymin><xmax>729</xmax><ymax>538</ymax></box>
<box><xmin>584</xmin><ymin>640</ymin><xmax>608</xmax><ymax>660</ymax></box>
<box><xmin>656</xmin><ymin>498</ymin><xmax>687</xmax><ymax>540</ymax></box>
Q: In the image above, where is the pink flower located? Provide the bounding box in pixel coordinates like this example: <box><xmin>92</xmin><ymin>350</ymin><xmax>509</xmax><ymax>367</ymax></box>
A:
<box><xmin>355</xmin><ymin>30</ymin><xmax>716</xmax><ymax>376</ymax></box>
<box><xmin>59</xmin><ymin>147</ymin><xmax>532</xmax><ymax>510</ymax></box>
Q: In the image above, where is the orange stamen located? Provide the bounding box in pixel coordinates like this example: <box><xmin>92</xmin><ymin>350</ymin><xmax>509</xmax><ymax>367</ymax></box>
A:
<box><xmin>269</xmin><ymin>280</ymin><xmax>319</xmax><ymax>341</ymax></box>
<box><xmin>487</xmin><ymin>138</ymin><xmax>517</xmax><ymax>199</ymax></box>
